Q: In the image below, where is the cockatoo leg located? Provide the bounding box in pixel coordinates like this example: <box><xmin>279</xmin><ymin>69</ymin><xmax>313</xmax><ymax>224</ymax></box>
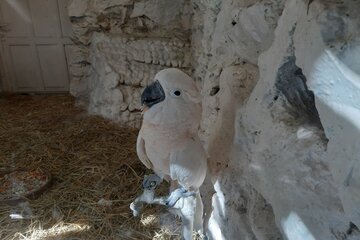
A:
<box><xmin>130</xmin><ymin>174</ymin><xmax>163</xmax><ymax>216</ymax></box>
<box><xmin>165</xmin><ymin>186</ymin><xmax>197</xmax><ymax>207</ymax></box>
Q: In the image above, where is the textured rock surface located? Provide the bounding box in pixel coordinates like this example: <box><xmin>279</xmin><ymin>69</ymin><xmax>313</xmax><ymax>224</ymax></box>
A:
<box><xmin>68</xmin><ymin>0</ymin><xmax>192</xmax><ymax>126</ymax></box>
<box><xmin>87</xmin><ymin>33</ymin><xmax>191</xmax><ymax>127</ymax></box>
<box><xmin>68</xmin><ymin>0</ymin><xmax>360</xmax><ymax>239</ymax></box>
<box><xmin>197</xmin><ymin>0</ymin><xmax>360</xmax><ymax>239</ymax></box>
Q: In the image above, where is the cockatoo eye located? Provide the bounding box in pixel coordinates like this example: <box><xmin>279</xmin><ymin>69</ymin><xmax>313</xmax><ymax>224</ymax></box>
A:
<box><xmin>171</xmin><ymin>90</ymin><xmax>182</xmax><ymax>97</ymax></box>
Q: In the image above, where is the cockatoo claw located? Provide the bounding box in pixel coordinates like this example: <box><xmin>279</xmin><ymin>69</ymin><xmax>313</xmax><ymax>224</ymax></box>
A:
<box><xmin>142</xmin><ymin>174</ymin><xmax>162</xmax><ymax>190</ymax></box>
<box><xmin>130</xmin><ymin>201</ymin><xmax>143</xmax><ymax>217</ymax></box>
<box><xmin>165</xmin><ymin>187</ymin><xmax>197</xmax><ymax>207</ymax></box>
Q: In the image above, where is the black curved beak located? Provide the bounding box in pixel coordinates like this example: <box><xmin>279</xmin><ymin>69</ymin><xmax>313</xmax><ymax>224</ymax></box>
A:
<box><xmin>141</xmin><ymin>80</ymin><xmax>165</xmax><ymax>108</ymax></box>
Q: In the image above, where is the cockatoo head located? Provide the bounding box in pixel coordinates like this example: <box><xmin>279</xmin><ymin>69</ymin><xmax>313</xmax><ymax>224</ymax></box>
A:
<box><xmin>141</xmin><ymin>68</ymin><xmax>202</xmax><ymax>130</ymax></box>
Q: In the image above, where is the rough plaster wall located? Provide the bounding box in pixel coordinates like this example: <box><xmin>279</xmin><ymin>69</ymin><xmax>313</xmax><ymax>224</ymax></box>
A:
<box><xmin>68</xmin><ymin>0</ymin><xmax>360</xmax><ymax>239</ymax></box>
<box><xmin>87</xmin><ymin>34</ymin><xmax>192</xmax><ymax>127</ymax></box>
<box><xmin>195</xmin><ymin>0</ymin><xmax>360</xmax><ymax>239</ymax></box>
<box><xmin>191</xmin><ymin>1</ymin><xmax>285</xmax><ymax>239</ymax></box>
<box><xmin>68</xmin><ymin>0</ymin><xmax>192</xmax><ymax>127</ymax></box>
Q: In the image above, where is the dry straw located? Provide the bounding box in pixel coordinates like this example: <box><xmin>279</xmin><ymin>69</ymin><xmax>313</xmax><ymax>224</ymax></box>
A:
<box><xmin>0</xmin><ymin>94</ymin><xmax>179</xmax><ymax>240</ymax></box>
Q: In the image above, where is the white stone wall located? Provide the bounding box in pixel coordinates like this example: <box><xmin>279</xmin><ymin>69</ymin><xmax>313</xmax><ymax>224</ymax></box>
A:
<box><xmin>68</xmin><ymin>0</ymin><xmax>360</xmax><ymax>239</ymax></box>
<box><xmin>67</xmin><ymin>0</ymin><xmax>192</xmax><ymax>127</ymax></box>
<box><xmin>196</xmin><ymin>0</ymin><xmax>360</xmax><ymax>239</ymax></box>
<box><xmin>87</xmin><ymin>33</ymin><xmax>191</xmax><ymax>127</ymax></box>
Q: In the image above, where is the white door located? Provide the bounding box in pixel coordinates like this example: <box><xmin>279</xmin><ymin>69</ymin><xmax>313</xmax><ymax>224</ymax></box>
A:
<box><xmin>0</xmin><ymin>0</ymin><xmax>73</xmax><ymax>92</ymax></box>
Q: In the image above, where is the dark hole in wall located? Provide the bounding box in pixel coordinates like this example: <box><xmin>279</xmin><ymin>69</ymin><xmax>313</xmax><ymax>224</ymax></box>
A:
<box><xmin>210</xmin><ymin>86</ymin><xmax>220</xmax><ymax>96</ymax></box>
<box><xmin>347</xmin><ymin>222</ymin><xmax>360</xmax><ymax>235</ymax></box>
<box><xmin>275</xmin><ymin>56</ymin><xmax>323</xmax><ymax>128</ymax></box>
<box><xmin>70</xmin><ymin>16</ymin><xmax>86</xmax><ymax>23</ymax></box>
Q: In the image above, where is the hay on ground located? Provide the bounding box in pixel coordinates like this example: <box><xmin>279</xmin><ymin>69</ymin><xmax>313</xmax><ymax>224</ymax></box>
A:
<box><xmin>0</xmin><ymin>94</ymin><xmax>179</xmax><ymax>240</ymax></box>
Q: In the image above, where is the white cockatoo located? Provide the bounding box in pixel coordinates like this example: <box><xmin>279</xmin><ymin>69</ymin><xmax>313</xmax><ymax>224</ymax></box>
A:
<box><xmin>134</xmin><ymin>68</ymin><xmax>207</xmax><ymax>239</ymax></box>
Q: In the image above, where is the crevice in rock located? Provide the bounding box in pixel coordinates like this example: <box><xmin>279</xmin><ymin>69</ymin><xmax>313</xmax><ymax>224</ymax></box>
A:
<box><xmin>275</xmin><ymin>56</ymin><xmax>323</xmax><ymax>129</ymax></box>
<box><xmin>347</xmin><ymin>222</ymin><xmax>360</xmax><ymax>235</ymax></box>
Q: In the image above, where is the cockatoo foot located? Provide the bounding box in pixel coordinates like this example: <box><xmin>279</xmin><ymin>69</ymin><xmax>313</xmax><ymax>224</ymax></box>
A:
<box><xmin>165</xmin><ymin>187</ymin><xmax>197</xmax><ymax>207</ymax></box>
<box><xmin>130</xmin><ymin>174</ymin><xmax>162</xmax><ymax>217</ymax></box>
<box><xmin>142</xmin><ymin>174</ymin><xmax>162</xmax><ymax>190</ymax></box>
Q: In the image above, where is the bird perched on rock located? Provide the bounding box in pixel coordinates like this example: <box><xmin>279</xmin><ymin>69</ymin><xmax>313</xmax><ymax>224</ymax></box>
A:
<box><xmin>134</xmin><ymin>68</ymin><xmax>207</xmax><ymax>239</ymax></box>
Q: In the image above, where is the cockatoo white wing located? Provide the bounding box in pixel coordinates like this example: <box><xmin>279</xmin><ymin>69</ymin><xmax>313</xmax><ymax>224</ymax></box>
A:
<box><xmin>136</xmin><ymin>129</ymin><xmax>153</xmax><ymax>169</ymax></box>
<box><xmin>169</xmin><ymin>137</ymin><xmax>207</xmax><ymax>189</ymax></box>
